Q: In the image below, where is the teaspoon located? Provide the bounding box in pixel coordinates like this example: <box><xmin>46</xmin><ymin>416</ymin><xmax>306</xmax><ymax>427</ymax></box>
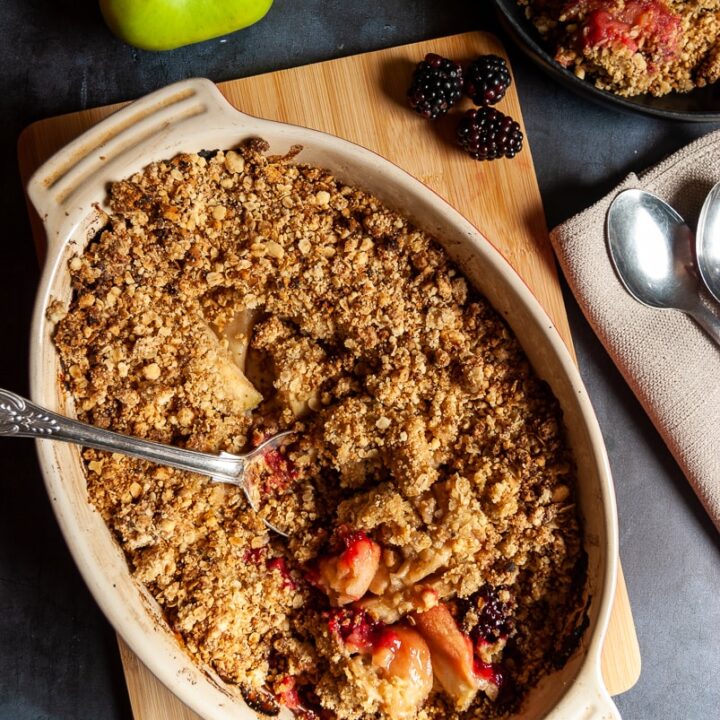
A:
<box><xmin>607</xmin><ymin>189</ymin><xmax>720</xmax><ymax>347</ymax></box>
<box><xmin>0</xmin><ymin>387</ymin><xmax>293</xmax><ymax>536</ymax></box>
<box><xmin>696</xmin><ymin>180</ymin><xmax>720</xmax><ymax>304</ymax></box>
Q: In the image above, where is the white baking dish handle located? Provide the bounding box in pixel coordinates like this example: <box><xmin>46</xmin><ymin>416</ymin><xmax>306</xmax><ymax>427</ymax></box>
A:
<box><xmin>593</xmin><ymin>695</ymin><xmax>622</xmax><ymax>720</ymax></box>
<box><xmin>27</xmin><ymin>78</ymin><xmax>243</xmax><ymax>258</ymax></box>
<box><xmin>554</xmin><ymin>661</ymin><xmax>622</xmax><ymax>720</ymax></box>
<box><xmin>582</xmin><ymin>689</ymin><xmax>621</xmax><ymax>720</ymax></box>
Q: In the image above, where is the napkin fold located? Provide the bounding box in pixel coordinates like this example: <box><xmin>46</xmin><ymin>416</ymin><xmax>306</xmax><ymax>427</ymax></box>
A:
<box><xmin>550</xmin><ymin>130</ymin><xmax>720</xmax><ymax>532</ymax></box>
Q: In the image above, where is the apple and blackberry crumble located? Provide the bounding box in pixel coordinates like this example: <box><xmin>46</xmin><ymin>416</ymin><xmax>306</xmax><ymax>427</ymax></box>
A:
<box><xmin>51</xmin><ymin>139</ymin><xmax>587</xmax><ymax>719</ymax></box>
<box><xmin>518</xmin><ymin>0</ymin><xmax>720</xmax><ymax>96</ymax></box>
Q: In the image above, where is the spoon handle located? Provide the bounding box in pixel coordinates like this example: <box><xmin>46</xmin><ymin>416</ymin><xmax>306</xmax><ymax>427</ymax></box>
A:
<box><xmin>689</xmin><ymin>296</ymin><xmax>720</xmax><ymax>348</ymax></box>
<box><xmin>0</xmin><ymin>388</ymin><xmax>244</xmax><ymax>484</ymax></box>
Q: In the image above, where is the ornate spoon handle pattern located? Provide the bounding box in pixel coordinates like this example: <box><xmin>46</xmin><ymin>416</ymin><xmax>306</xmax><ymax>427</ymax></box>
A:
<box><xmin>0</xmin><ymin>389</ymin><xmax>60</xmax><ymax>436</ymax></box>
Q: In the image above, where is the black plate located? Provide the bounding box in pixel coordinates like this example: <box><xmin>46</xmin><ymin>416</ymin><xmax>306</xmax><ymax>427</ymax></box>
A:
<box><xmin>493</xmin><ymin>0</ymin><xmax>720</xmax><ymax>122</ymax></box>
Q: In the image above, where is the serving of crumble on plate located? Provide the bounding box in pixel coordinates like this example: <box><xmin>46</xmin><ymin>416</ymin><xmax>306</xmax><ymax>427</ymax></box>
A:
<box><xmin>517</xmin><ymin>0</ymin><xmax>720</xmax><ymax>97</ymax></box>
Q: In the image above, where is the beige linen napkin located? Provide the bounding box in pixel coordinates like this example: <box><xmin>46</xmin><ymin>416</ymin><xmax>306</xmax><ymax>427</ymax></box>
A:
<box><xmin>550</xmin><ymin>130</ymin><xmax>720</xmax><ymax>532</ymax></box>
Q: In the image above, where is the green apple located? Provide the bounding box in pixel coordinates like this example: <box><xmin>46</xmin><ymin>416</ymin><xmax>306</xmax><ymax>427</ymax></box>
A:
<box><xmin>99</xmin><ymin>0</ymin><xmax>274</xmax><ymax>51</ymax></box>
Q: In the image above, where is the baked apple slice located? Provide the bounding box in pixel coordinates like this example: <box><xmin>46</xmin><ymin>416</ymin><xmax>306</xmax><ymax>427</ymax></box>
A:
<box><xmin>317</xmin><ymin>530</ymin><xmax>381</xmax><ymax>605</ymax></box>
<box><xmin>371</xmin><ymin>626</ymin><xmax>433</xmax><ymax>720</ymax></box>
<box><xmin>221</xmin><ymin>307</ymin><xmax>257</xmax><ymax>370</ymax></box>
<box><xmin>213</xmin><ymin>350</ymin><xmax>263</xmax><ymax>411</ymax></box>
<box><xmin>413</xmin><ymin>603</ymin><xmax>479</xmax><ymax>711</ymax></box>
<box><xmin>200</xmin><ymin>321</ymin><xmax>262</xmax><ymax>412</ymax></box>
<box><xmin>329</xmin><ymin>610</ymin><xmax>433</xmax><ymax>720</ymax></box>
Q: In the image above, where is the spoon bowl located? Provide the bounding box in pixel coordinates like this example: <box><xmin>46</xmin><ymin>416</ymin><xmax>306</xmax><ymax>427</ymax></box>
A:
<box><xmin>696</xmin><ymin>180</ymin><xmax>720</xmax><ymax>304</ymax></box>
<box><xmin>607</xmin><ymin>189</ymin><xmax>720</xmax><ymax>346</ymax></box>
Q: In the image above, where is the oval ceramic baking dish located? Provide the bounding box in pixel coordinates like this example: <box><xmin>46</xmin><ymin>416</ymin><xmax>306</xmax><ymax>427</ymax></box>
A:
<box><xmin>27</xmin><ymin>78</ymin><xmax>620</xmax><ymax>720</ymax></box>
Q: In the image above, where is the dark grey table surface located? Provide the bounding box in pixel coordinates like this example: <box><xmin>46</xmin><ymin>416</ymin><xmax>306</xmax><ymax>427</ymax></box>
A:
<box><xmin>1</xmin><ymin>2</ymin><xmax>718</xmax><ymax>719</ymax></box>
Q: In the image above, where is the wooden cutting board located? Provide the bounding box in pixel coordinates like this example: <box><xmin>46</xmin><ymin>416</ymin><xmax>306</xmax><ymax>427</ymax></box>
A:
<box><xmin>18</xmin><ymin>31</ymin><xmax>640</xmax><ymax>719</ymax></box>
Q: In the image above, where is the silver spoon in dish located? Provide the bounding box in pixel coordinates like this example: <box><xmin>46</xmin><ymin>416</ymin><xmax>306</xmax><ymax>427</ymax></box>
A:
<box><xmin>607</xmin><ymin>188</ymin><xmax>720</xmax><ymax>347</ymax></box>
<box><xmin>0</xmin><ymin>387</ymin><xmax>293</xmax><ymax>536</ymax></box>
<box><xmin>696</xmin><ymin>180</ymin><xmax>720</xmax><ymax>305</ymax></box>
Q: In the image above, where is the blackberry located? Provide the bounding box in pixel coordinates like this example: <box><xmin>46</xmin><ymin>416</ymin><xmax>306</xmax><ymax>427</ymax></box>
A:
<box><xmin>474</xmin><ymin>586</ymin><xmax>512</xmax><ymax>643</ymax></box>
<box><xmin>464</xmin><ymin>54</ymin><xmax>512</xmax><ymax>105</ymax></box>
<box><xmin>241</xmin><ymin>686</ymin><xmax>280</xmax><ymax>716</ymax></box>
<box><xmin>407</xmin><ymin>53</ymin><xmax>463</xmax><ymax>119</ymax></box>
<box><xmin>456</xmin><ymin>107</ymin><xmax>524</xmax><ymax>161</ymax></box>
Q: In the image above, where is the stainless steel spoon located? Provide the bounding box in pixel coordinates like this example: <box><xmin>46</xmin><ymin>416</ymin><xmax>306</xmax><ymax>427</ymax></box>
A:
<box><xmin>607</xmin><ymin>188</ymin><xmax>720</xmax><ymax>347</ymax></box>
<box><xmin>0</xmin><ymin>387</ymin><xmax>293</xmax><ymax>535</ymax></box>
<box><xmin>696</xmin><ymin>180</ymin><xmax>720</xmax><ymax>304</ymax></box>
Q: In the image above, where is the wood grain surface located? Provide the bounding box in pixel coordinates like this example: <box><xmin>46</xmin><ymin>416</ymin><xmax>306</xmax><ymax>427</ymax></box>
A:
<box><xmin>18</xmin><ymin>31</ymin><xmax>640</xmax><ymax>720</ymax></box>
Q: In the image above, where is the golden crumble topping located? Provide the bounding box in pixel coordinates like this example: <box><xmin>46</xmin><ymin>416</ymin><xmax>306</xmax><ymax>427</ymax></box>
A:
<box><xmin>519</xmin><ymin>0</ymin><xmax>720</xmax><ymax>97</ymax></box>
<box><xmin>52</xmin><ymin>140</ymin><xmax>586</xmax><ymax>720</ymax></box>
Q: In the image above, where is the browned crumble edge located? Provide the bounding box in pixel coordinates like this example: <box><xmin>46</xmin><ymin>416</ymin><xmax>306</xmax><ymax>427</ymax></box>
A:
<box><xmin>517</xmin><ymin>0</ymin><xmax>720</xmax><ymax>97</ymax></box>
<box><xmin>50</xmin><ymin>139</ymin><xmax>587</xmax><ymax>720</ymax></box>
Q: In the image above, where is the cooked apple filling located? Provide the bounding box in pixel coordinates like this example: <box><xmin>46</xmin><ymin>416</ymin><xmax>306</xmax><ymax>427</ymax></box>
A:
<box><xmin>51</xmin><ymin>140</ymin><xmax>586</xmax><ymax>720</ymax></box>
